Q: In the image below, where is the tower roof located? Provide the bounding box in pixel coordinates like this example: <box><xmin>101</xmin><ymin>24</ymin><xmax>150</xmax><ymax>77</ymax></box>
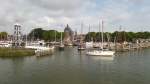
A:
<box><xmin>64</xmin><ymin>24</ymin><xmax>72</xmax><ymax>32</ymax></box>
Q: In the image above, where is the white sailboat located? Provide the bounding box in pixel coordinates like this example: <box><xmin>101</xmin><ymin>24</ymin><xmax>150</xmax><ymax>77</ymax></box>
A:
<box><xmin>86</xmin><ymin>50</ymin><xmax>115</xmax><ymax>56</ymax></box>
<box><xmin>86</xmin><ymin>24</ymin><xmax>93</xmax><ymax>48</ymax></box>
<box><xmin>86</xmin><ymin>20</ymin><xmax>115</xmax><ymax>56</ymax></box>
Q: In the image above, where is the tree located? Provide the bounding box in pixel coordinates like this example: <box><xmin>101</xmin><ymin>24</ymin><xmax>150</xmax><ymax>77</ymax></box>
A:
<box><xmin>42</xmin><ymin>30</ymin><xmax>61</xmax><ymax>41</ymax></box>
<box><xmin>85</xmin><ymin>32</ymin><xmax>96</xmax><ymax>42</ymax></box>
<box><xmin>126</xmin><ymin>32</ymin><xmax>136</xmax><ymax>42</ymax></box>
<box><xmin>28</xmin><ymin>28</ymin><xmax>45</xmax><ymax>40</ymax></box>
<box><xmin>0</xmin><ymin>32</ymin><xmax>8</xmax><ymax>40</ymax></box>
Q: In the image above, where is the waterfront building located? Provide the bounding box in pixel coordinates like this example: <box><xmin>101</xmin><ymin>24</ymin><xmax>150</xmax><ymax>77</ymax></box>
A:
<box><xmin>63</xmin><ymin>24</ymin><xmax>74</xmax><ymax>45</ymax></box>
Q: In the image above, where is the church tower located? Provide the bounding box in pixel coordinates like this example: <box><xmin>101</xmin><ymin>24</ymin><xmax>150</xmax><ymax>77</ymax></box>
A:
<box><xmin>13</xmin><ymin>23</ymin><xmax>22</xmax><ymax>47</ymax></box>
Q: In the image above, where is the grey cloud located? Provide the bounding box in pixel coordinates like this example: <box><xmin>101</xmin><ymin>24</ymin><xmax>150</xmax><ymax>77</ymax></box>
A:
<box><xmin>0</xmin><ymin>0</ymin><xmax>149</xmax><ymax>34</ymax></box>
<box><xmin>28</xmin><ymin>0</ymin><xmax>84</xmax><ymax>10</ymax></box>
<box><xmin>0</xmin><ymin>0</ymin><xmax>93</xmax><ymax>33</ymax></box>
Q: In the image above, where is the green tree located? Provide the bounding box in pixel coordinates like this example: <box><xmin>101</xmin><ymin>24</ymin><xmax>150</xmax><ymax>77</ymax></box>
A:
<box><xmin>42</xmin><ymin>30</ymin><xmax>60</xmax><ymax>41</ymax></box>
<box><xmin>0</xmin><ymin>32</ymin><xmax>8</xmax><ymax>40</ymax></box>
<box><xmin>28</xmin><ymin>28</ymin><xmax>45</xmax><ymax>40</ymax></box>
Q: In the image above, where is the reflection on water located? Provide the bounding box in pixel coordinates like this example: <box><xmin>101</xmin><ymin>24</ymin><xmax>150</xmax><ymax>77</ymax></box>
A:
<box><xmin>0</xmin><ymin>47</ymin><xmax>150</xmax><ymax>84</ymax></box>
<box><xmin>89</xmin><ymin>56</ymin><xmax>115</xmax><ymax>61</ymax></box>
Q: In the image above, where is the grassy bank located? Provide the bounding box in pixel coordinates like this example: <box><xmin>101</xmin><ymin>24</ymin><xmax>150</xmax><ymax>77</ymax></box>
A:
<box><xmin>0</xmin><ymin>48</ymin><xmax>35</xmax><ymax>57</ymax></box>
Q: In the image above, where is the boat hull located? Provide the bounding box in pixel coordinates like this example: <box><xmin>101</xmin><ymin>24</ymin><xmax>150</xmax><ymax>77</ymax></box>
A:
<box><xmin>59</xmin><ymin>46</ymin><xmax>64</xmax><ymax>50</ymax></box>
<box><xmin>78</xmin><ymin>48</ymin><xmax>86</xmax><ymax>50</ymax></box>
<box><xmin>86</xmin><ymin>50</ymin><xmax>115</xmax><ymax>56</ymax></box>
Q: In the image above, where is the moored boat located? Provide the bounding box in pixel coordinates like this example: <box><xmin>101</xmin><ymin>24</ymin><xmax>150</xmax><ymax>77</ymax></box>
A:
<box><xmin>25</xmin><ymin>40</ymin><xmax>55</xmax><ymax>55</ymax></box>
<box><xmin>86</xmin><ymin>20</ymin><xmax>115</xmax><ymax>56</ymax></box>
<box><xmin>86</xmin><ymin>50</ymin><xmax>115</xmax><ymax>56</ymax></box>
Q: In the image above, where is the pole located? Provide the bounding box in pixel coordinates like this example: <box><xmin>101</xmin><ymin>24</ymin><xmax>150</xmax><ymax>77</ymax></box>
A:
<box><xmin>101</xmin><ymin>20</ymin><xmax>104</xmax><ymax>51</ymax></box>
<box><xmin>55</xmin><ymin>30</ymin><xmax>56</xmax><ymax>42</ymax></box>
<box><xmin>89</xmin><ymin>24</ymin><xmax>90</xmax><ymax>41</ymax></box>
<box><xmin>61</xmin><ymin>32</ymin><xmax>62</xmax><ymax>45</ymax></box>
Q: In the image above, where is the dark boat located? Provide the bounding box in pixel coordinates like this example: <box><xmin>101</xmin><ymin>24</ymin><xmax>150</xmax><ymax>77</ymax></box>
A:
<box><xmin>59</xmin><ymin>44</ymin><xmax>65</xmax><ymax>50</ymax></box>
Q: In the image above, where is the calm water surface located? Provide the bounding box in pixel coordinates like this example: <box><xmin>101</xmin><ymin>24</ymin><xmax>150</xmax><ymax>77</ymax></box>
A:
<box><xmin>0</xmin><ymin>47</ymin><xmax>150</xmax><ymax>84</ymax></box>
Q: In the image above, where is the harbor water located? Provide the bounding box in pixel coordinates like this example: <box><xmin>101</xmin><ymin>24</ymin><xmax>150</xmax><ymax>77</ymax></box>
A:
<box><xmin>0</xmin><ymin>47</ymin><xmax>150</xmax><ymax>84</ymax></box>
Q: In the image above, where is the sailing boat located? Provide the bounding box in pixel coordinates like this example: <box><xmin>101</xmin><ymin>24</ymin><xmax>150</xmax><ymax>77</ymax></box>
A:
<box><xmin>85</xmin><ymin>24</ymin><xmax>93</xmax><ymax>48</ymax></box>
<box><xmin>78</xmin><ymin>22</ymin><xmax>86</xmax><ymax>50</ymax></box>
<box><xmin>86</xmin><ymin>20</ymin><xmax>115</xmax><ymax>56</ymax></box>
<box><xmin>59</xmin><ymin>32</ymin><xmax>65</xmax><ymax>50</ymax></box>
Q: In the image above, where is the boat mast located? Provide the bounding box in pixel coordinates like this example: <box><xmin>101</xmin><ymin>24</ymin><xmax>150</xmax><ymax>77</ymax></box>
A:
<box><xmin>55</xmin><ymin>30</ymin><xmax>56</xmax><ymax>42</ymax></box>
<box><xmin>98</xmin><ymin>21</ymin><xmax>101</xmax><ymax>50</ymax></box>
<box><xmin>101</xmin><ymin>20</ymin><xmax>104</xmax><ymax>51</ymax></box>
<box><xmin>26</xmin><ymin>33</ymin><xmax>28</xmax><ymax>45</ymax></box>
<box><xmin>80</xmin><ymin>22</ymin><xmax>83</xmax><ymax>44</ymax></box>
<box><xmin>89</xmin><ymin>24</ymin><xmax>91</xmax><ymax>41</ymax></box>
<box><xmin>61</xmin><ymin>31</ymin><xmax>62</xmax><ymax>45</ymax></box>
<box><xmin>32</xmin><ymin>31</ymin><xmax>34</xmax><ymax>41</ymax></box>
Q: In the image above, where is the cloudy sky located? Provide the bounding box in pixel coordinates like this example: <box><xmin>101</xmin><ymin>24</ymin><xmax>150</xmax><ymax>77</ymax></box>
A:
<box><xmin>0</xmin><ymin>0</ymin><xmax>150</xmax><ymax>34</ymax></box>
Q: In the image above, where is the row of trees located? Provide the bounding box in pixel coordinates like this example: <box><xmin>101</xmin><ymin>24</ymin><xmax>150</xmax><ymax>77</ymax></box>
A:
<box><xmin>1</xmin><ymin>28</ymin><xmax>149</xmax><ymax>42</ymax></box>
<box><xmin>28</xmin><ymin>28</ymin><xmax>150</xmax><ymax>42</ymax></box>
<box><xmin>28</xmin><ymin>28</ymin><xmax>64</xmax><ymax>41</ymax></box>
<box><xmin>85</xmin><ymin>31</ymin><xmax>150</xmax><ymax>42</ymax></box>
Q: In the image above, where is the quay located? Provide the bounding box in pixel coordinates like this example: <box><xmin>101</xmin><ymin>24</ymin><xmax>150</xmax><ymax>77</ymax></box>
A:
<box><xmin>0</xmin><ymin>48</ymin><xmax>35</xmax><ymax>57</ymax></box>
